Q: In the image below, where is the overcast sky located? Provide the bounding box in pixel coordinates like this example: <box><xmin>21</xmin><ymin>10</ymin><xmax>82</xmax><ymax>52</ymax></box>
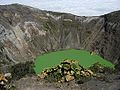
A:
<box><xmin>0</xmin><ymin>0</ymin><xmax>120</xmax><ymax>16</ymax></box>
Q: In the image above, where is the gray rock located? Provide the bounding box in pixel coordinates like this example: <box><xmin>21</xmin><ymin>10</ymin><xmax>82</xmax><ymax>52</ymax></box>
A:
<box><xmin>0</xmin><ymin>4</ymin><xmax>120</xmax><ymax>90</ymax></box>
<box><xmin>0</xmin><ymin>4</ymin><xmax>119</xmax><ymax>67</ymax></box>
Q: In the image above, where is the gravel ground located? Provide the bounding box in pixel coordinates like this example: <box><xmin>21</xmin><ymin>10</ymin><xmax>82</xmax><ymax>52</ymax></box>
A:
<box><xmin>13</xmin><ymin>74</ymin><xmax>120</xmax><ymax>90</ymax></box>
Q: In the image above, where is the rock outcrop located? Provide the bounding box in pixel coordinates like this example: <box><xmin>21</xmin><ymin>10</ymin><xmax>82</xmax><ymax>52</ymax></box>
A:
<box><xmin>0</xmin><ymin>4</ymin><xmax>120</xmax><ymax>70</ymax></box>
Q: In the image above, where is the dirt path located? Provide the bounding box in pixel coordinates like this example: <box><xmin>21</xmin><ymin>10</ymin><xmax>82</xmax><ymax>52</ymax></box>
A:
<box><xmin>14</xmin><ymin>74</ymin><xmax>120</xmax><ymax>90</ymax></box>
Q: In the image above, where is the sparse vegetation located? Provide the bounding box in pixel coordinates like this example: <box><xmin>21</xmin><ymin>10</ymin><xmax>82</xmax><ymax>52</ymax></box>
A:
<box><xmin>89</xmin><ymin>62</ymin><xmax>115</xmax><ymax>74</ymax></box>
<box><xmin>38</xmin><ymin>59</ymin><xmax>96</xmax><ymax>82</ymax></box>
<box><xmin>37</xmin><ymin>59</ymin><xmax>114</xmax><ymax>83</ymax></box>
<box><xmin>10</xmin><ymin>61</ymin><xmax>35</xmax><ymax>80</ymax></box>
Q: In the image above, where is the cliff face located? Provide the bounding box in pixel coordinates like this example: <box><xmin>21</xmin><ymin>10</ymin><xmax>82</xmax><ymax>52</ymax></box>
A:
<box><xmin>0</xmin><ymin>4</ymin><xmax>120</xmax><ymax>68</ymax></box>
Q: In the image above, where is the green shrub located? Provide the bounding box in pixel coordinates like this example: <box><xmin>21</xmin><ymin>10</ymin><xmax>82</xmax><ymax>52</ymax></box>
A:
<box><xmin>10</xmin><ymin>61</ymin><xmax>35</xmax><ymax>80</ymax></box>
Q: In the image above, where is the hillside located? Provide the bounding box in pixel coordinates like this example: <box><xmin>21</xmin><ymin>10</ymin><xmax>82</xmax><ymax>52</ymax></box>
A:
<box><xmin>0</xmin><ymin>4</ymin><xmax>120</xmax><ymax>90</ymax></box>
<box><xmin>0</xmin><ymin>4</ymin><xmax>120</xmax><ymax>66</ymax></box>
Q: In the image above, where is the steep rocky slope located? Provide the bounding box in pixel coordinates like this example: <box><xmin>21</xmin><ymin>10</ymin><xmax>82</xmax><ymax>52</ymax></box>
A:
<box><xmin>0</xmin><ymin>4</ymin><xmax>120</xmax><ymax>71</ymax></box>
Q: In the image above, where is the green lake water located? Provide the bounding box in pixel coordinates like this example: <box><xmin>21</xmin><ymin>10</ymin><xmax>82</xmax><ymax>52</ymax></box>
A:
<box><xmin>34</xmin><ymin>49</ymin><xmax>114</xmax><ymax>74</ymax></box>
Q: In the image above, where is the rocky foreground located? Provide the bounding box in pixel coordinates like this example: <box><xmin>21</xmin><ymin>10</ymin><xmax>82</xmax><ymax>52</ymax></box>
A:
<box><xmin>14</xmin><ymin>74</ymin><xmax>120</xmax><ymax>90</ymax></box>
<box><xmin>1</xmin><ymin>59</ymin><xmax>120</xmax><ymax>90</ymax></box>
